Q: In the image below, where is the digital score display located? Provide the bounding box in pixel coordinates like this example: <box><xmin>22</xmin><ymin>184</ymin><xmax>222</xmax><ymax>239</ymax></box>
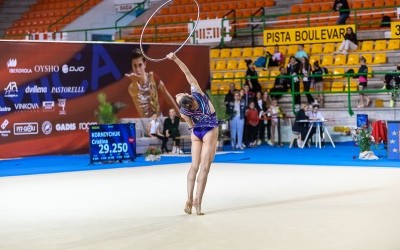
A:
<box><xmin>89</xmin><ymin>123</ymin><xmax>136</xmax><ymax>163</ymax></box>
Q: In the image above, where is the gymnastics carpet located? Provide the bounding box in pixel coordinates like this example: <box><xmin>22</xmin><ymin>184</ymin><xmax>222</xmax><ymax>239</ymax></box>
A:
<box><xmin>0</xmin><ymin>142</ymin><xmax>400</xmax><ymax>250</ymax></box>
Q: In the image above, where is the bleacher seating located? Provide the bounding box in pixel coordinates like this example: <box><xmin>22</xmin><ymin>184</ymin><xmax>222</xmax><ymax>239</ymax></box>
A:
<box><xmin>209</xmin><ymin>39</ymin><xmax>399</xmax><ymax>95</ymax></box>
<box><xmin>6</xmin><ymin>0</ymin><xmax>101</xmax><ymax>38</ymax></box>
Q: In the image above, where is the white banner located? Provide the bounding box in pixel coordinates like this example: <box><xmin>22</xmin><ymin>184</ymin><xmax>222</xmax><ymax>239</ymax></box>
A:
<box><xmin>189</xmin><ymin>18</ymin><xmax>231</xmax><ymax>44</ymax></box>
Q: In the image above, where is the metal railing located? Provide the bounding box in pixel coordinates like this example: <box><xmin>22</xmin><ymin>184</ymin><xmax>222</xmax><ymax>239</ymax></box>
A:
<box><xmin>211</xmin><ymin>71</ymin><xmax>399</xmax><ymax>115</ymax></box>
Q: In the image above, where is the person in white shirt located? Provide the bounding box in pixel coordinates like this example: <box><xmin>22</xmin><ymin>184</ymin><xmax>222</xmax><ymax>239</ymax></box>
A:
<box><xmin>146</xmin><ymin>113</ymin><xmax>166</xmax><ymax>152</ymax></box>
<box><xmin>308</xmin><ymin>104</ymin><xmax>325</xmax><ymax>146</ymax></box>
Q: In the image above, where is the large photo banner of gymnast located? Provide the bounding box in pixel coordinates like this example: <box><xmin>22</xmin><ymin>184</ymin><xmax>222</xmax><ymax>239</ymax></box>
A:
<box><xmin>0</xmin><ymin>41</ymin><xmax>210</xmax><ymax>158</ymax></box>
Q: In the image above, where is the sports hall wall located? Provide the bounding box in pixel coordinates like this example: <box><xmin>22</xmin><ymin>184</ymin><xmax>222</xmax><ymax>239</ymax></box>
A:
<box><xmin>0</xmin><ymin>41</ymin><xmax>210</xmax><ymax>158</ymax></box>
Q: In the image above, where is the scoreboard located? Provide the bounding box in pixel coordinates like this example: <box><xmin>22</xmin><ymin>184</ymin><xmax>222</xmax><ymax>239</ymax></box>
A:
<box><xmin>89</xmin><ymin>123</ymin><xmax>136</xmax><ymax>163</ymax></box>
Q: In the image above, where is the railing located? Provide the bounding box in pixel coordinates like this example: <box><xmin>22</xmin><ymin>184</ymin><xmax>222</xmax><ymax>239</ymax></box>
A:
<box><xmin>211</xmin><ymin>71</ymin><xmax>399</xmax><ymax>116</ymax></box>
<box><xmin>114</xmin><ymin>0</ymin><xmax>151</xmax><ymax>29</ymax></box>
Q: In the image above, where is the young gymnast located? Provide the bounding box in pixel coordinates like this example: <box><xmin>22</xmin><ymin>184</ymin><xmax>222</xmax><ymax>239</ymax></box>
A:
<box><xmin>166</xmin><ymin>52</ymin><xmax>219</xmax><ymax>215</ymax></box>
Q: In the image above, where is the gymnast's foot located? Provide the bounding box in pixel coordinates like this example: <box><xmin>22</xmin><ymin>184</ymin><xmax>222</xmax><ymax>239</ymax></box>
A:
<box><xmin>193</xmin><ymin>200</ymin><xmax>204</xmax><ymax>215</ymax></box>
<box><xmin>184</xmin><ymin>200</ymin><xmax>192</xmax><ymax>214</ymax></box>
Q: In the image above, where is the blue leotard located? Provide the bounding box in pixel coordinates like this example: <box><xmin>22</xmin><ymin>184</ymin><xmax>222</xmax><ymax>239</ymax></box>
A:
<box><xmin>179</xmin><ymin>87</ymin><xmax>218</xmax><ymax>140</ymax></box>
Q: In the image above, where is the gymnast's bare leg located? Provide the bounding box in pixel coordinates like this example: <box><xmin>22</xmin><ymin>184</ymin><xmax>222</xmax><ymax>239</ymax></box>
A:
<box><xmin>185</xmin><ymin>128</ymin><xmax>218</xmax><ymax>215</ymax></box>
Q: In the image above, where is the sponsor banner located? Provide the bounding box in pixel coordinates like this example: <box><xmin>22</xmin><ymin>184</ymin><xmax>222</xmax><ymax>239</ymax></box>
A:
<box><xmin>0</xmin><ymin>41</ymin><xmax>210</xmax><ymax>158</ymax></box>
<box><xmin>263</xmin><ymin>25</ymin><xmax>356</xmax><ymax>46</ymax></box>
<box><xmin>390</xmin><ymin>21</ymin><xmax>400</xmax><ymax>39</ymax></box>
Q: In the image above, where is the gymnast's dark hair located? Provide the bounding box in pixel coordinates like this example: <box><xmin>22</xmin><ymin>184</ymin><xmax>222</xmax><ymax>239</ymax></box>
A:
<box><xmin>131</xmin><ymin>48</ymin><xmax>145</xmax><ymax>62</ymax></box>
<box><xmin>178</xmin><ymin>95</ymin><xmax>194</xmax><ymax>109</ymax></box>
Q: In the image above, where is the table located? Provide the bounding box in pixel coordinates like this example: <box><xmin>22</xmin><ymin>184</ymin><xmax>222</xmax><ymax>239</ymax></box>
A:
<box><xmin>298</xmin><ymin>120</ymin><xmax>336</xmax><ymax>149</ymax></box>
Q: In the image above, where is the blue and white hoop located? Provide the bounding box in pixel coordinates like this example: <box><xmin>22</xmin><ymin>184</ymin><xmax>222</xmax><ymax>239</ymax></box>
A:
<box><xmin>139</xmin><ymin>0</ymin><xmax>200</xmax><ymax>62</ymax></box>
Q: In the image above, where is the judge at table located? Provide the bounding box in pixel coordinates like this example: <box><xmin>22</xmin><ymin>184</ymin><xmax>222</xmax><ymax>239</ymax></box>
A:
<box><xmin>292</xmin><ymin>103</ymin><xmax>309</xmax><ymax>147</ymax></box>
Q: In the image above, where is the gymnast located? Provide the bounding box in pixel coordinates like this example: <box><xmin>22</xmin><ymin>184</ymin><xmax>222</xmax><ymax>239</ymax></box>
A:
<box><xmin>166</xmin><ymin>52</ymin><xmax>219</xmax><ymax>215</ymax></box>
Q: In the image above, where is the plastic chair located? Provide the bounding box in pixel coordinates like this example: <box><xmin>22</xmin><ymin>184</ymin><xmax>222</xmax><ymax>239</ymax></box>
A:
<box><xmin>311</xmin><ymin>44</ymin><xmax>323</xmax><ymax>54</ymax></box>
<box><xmin>347</xmin><ymin>54</ymin><xmax>359</xmax><ymax>65</ymax></box>
<box><xmin>321</xmin><ymin>55</ymin><xmax>334</xmax><ymax>66</ymax></box>
<box><xmin>361</xmin><ymin>41</ymin><xmax>374</xmax><ymax>51</ymax></box>
<box><xmin>219</xmin><ymin>48</ymin><xmax>231</xmax><ymax>58</ymax></box>
<box><xmin>230</xmin><ymin>48</ymin><xmax>242</xmax><ymax>58</ymax></box>
<box><xmin>253</xmin><ymin>47</ymin><xmax>265</xmax><ymax>57</ymax></box>
<box><xmin>210</xmin><ymin>49</ymin><xmax>220</xmax><ymax>58</ymax></box>
<box><xmin>388</xmin><ymin>39</ymin><xmax>399</xmax><ymax>50</ymax></box>
<box><xmin>215</xmin><ymin>60</ymin><xmax>227</xmax><ymax>70</ymax></box>
<box><xmin>323</xmin><ymin>43</ymin><xmax>336</xmax><ymax>53</ymax></box>
<box><xmin>226</xmin><ymin>60</ymin><xmax>238</xmax><ymax>70</ymax></box>
<box><xmin>374</xmin><ymin>53</ymin><xmax>386</xmax><ymax>64</ymax></box>
<box><xmin>334</xmin><ymin>54</ymin><xmax>346</xmax><ymax>65</ymax></box>
<box><xmin>242</xmin><ymin>48</ymin><xmax>253</xmax><ymax>58</ymax></box>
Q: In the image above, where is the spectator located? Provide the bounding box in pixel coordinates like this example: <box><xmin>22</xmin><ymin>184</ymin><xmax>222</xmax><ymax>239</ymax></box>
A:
<box><xmin>295</xmin><ymin>44</ymin><xmax>308</xmax><ymax>60</ymax></box>
<box><xmin>261</xmin><ymin>91</ymin><xmax>272</xmax><ymax>143</ymax></box>
<box><xmin>227</xmin><ymin>91</ymin><xmax>246</xmax><ymax>150</ymax></box>
<box><xmin>354</xmin><ymin>56</ymin><xmax>371</xmax><ymax>108</ymax></box>
<box><xmin>266</xmin><ymin>99</ymin><xmax>282</xmax><ymax>147</ymax></box>
<box><xmin>308</xmin><ymin>104</ymin><xmax>325</xmax><ymax>146</ymax></box>
<box><xmin>287</xmin><ymin>56</ymin><xmax>302</xmax><ymax>106</ymax></box>
<box><xmin>245</xmin><ymin>59</ymin><xmax>262</xmax><ymax>92</ymax></box>
<box><xmin>269</xmin><ymin>66</ymin><xmax>290</xmax><ymax>100</ymax></box>
<box><xmin>163</xmin><ymin>108</ymin><xmax>183</xmax><ymax>154</ymax></box>
<box><xmin>254</xmin><ymin>91</ymin><xmax>264</xmax><ymax>145</ymax></box>
<box><xmin>147</xmin><ymin>113</ymin><xmax>167</xmax><ymax>153</ymax></box>
<box><xmin>242</xmin><ymin>83</ymin><xmax>254</xmax><ymax>108</ymax></box>
<box><xmin>334</xmin><ymin>27</ymin><xmax>358</xmax><ymax>55</ymax></box>
<box><xmin>292</xmin><ymin>103</ymin><xmax>310</xmax><ymax>148</ymax></box>
<box><xmin>312</xmin><ymin>61</ymin><xmax>325</xmax><ymax>107</ymax></box>
<box><xmin>265</xmin><ymin>45</ymin><xmax>285</xmax><ymax>69</ymax></box>
<box><xmin>245</xmin><ymin>101</ymin><xmax>260</xmax><ymax>147</ymax></box>
<box><xmin>300</xmin><ymin>57</ymin><xmax>315</xmax><ymax>105</ymax></box>
<box><xmin>224</xmin><ymin>83</ymin><xmax>237</xmax><ymax>114</ymax></box>
<box><xmin>332</xmin><ymin>0</ymin><xmax>350</xmax><ymax>25</ymax></box>
<box><xmin>384</xmin><ymin>62</ymin><xmax>400</xmax><ymax>107</ymax></box>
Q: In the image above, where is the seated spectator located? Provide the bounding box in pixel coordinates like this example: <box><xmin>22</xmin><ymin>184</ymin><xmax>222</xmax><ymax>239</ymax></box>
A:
<box><xmin>269</xmin><ymin>66</ymin><xmax>290</xmax><ymax>100</ymax></box>
<box><xmin>295</xmin><ymin>44</ymin><xmax>308</xmax><ymax>60</ymax></box>
<box><xmin>308</xmin><ymin>104</ymin><xmax>325</xmax><ymax>146</ymax></box>
<box><xmin>292</xmin><ymin>103</ymin><xmax>309</xmax><ymax>147</ymax></box>
<box><xmin>334</xmin><ymin>27</ymin><xmax>358</xmax><ymax>55</ymax></box>
<box><xmin>147</xmin><ymin>113</ymin><xmax>166</xmax><ymax>152</ymax></box>
<box><xmin>163</xmin><ymin>108</ymin><xmax>183</xmax><ymax>154</ymax></box>
<box><xmin>265</xmin><ymin>45</ymin><xmax>284</xmax><ymax>69</ymax></box>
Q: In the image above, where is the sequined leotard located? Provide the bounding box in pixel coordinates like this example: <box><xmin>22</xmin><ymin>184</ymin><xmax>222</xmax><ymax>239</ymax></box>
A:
<box><xmin>179</xmin><ymin>87</ymin><xmax>218</xmax><ymax>140</ymax></box>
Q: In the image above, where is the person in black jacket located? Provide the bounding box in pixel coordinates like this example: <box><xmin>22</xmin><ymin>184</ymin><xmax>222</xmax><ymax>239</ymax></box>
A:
<box><xmin>162</xmin><ymin>108</ymin><xmax>182</xmax><ymax>153</ymax></box>
<box><xmin>334</xmin><ymin>27</ymin><xmax>358</xmax><ymax>55</ymax></box>
<box><xmin>245</xmin><ymin>59</ymin><xmax>262</xmax><ymax>93</ymax></box>
<box><xmin>292</xmin><ymin>103</ymin><xmax>310</xmax><ymax>148</ymax></box>
<box><xmin>286</xmin><ymin>56</ymin><xmax>301</xmax><ymax>106</ymax></box>
<box><xmin>269</xmin><ymin>66</ymin><xmax>290</xmax><ymax>100</ymax></box>
<box><xmin>384</xmin><ymin>63</ymin><xmax>400</xmax><ymax>107</ymax></box>
<box><xmin>332</xmin><ymin>0</ymin><xmax>350</xmax><ymax>25</ymax></box>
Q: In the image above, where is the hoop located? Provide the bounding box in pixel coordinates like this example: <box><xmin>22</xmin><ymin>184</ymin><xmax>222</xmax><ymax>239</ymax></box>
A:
<box><xmin>139</xmin><ymin>0</ymin><xmax>200</xmax><ymax>62</ymax></box>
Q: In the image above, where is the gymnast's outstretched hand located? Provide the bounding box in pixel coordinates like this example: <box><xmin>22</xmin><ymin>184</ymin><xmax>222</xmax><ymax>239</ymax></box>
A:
<box><xmin>166</xmin><ymin>52</ymin><xmax>177</xmax><ymax>61</ymax></box>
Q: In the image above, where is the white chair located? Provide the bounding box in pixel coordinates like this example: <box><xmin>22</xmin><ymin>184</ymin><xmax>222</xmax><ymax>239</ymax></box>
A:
<box><xmin>289</xmin><ymin>132</ymin><xmax>301</xmax><ymax>148</ymax></box>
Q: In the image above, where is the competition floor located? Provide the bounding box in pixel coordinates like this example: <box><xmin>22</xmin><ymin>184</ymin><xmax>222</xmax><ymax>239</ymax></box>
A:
<box><xmin>1</xmin><ymin>162</ymin><xmax>400</xmax><ymax>250</ymax></box>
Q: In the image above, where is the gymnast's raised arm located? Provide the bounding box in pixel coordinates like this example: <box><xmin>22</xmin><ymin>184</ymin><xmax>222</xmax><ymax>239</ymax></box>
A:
<box><xmin>166</xmin><ymin>52</ymin><xmax>203</xmax><ymax>95</ymax></box>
